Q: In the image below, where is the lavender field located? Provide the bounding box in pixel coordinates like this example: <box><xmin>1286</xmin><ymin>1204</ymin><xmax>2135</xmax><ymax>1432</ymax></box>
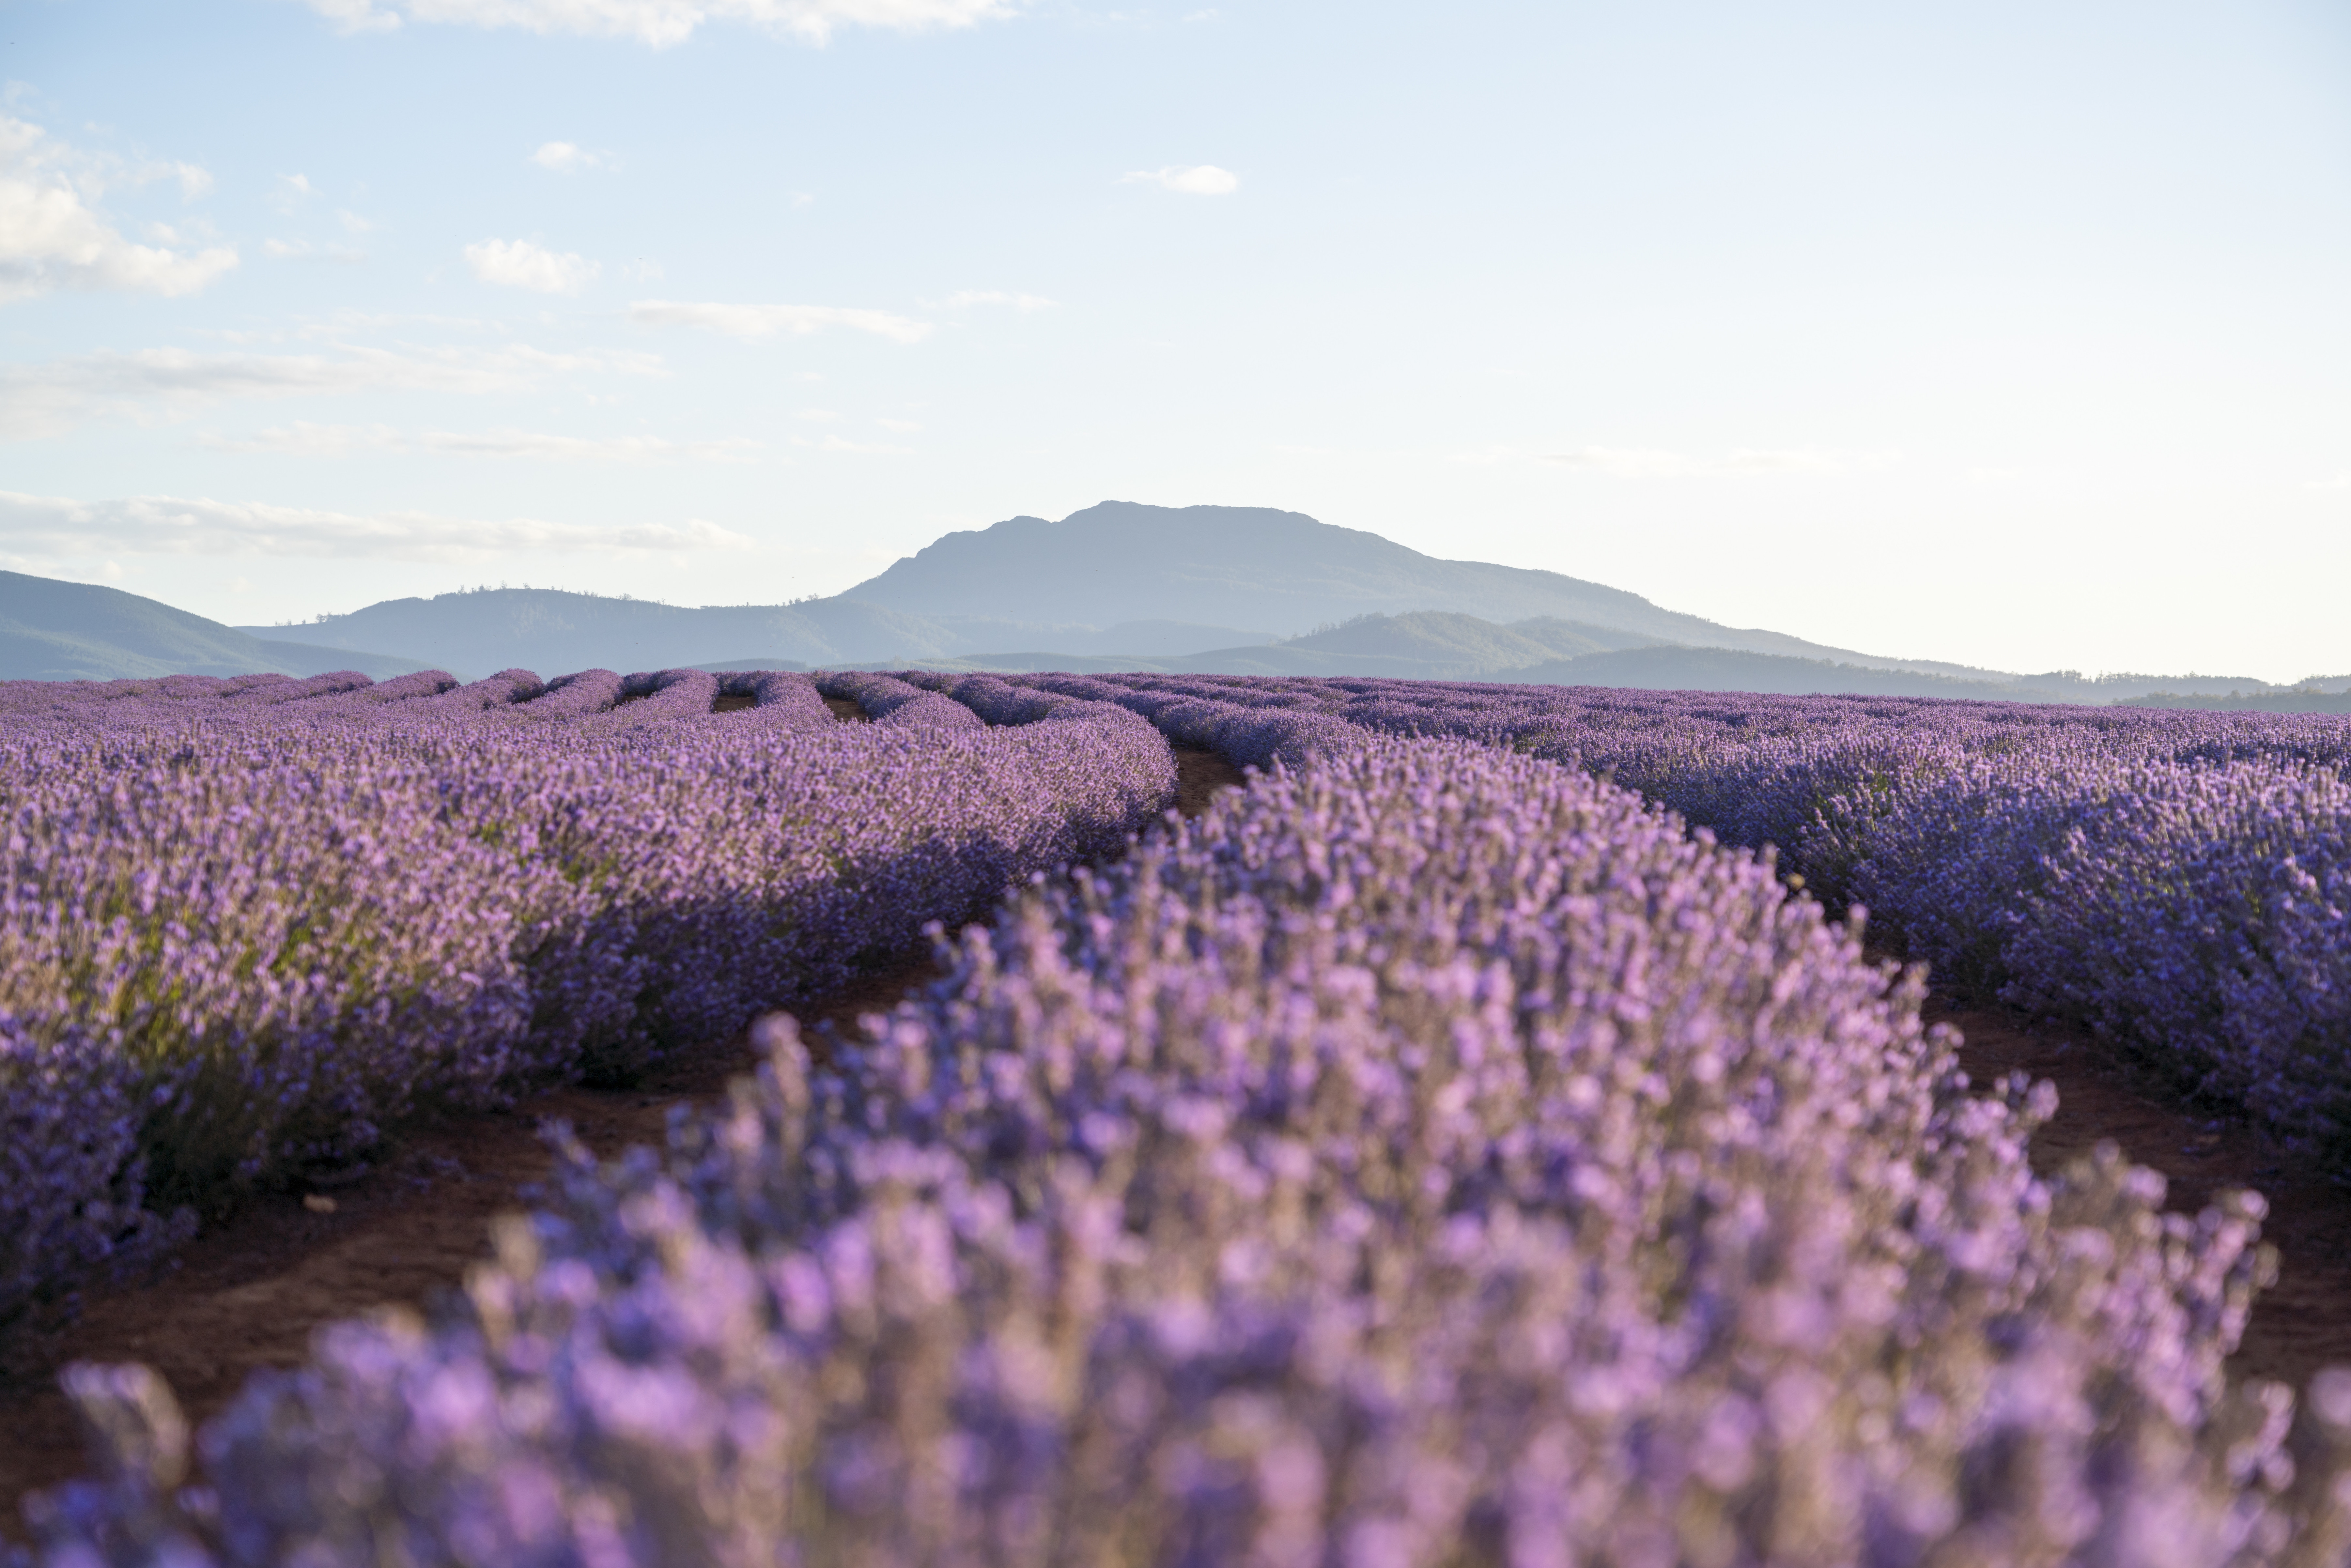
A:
<box><xmin>12</xmin><ymin>667</ymin><xmax>2351</xmax><ymax>1565</ymax></box>
<box><xmin>0</xmin><ymin>667</ymin><xmax>1174</xmax><ymax>1336</ymax></box>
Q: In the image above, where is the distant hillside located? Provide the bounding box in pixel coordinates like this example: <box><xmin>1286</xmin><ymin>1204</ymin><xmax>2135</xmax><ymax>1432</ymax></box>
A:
<box><xmin>1498</xmin><ymin>646</ymin><xmax>2091</xmax><ymax>701</ymax></box>
<box><xmin>2120</xmin><ymin>684</ymin><xmax>2351</xmax><ymax>714</ymax></box>
<box><xmin>243</xmin><ymin>589</ymin><xmax>985</xmax><ymax>679</ymax></box>
<box><xmin>0</xmin><ymin>572</ymin><xmax>431</xmax><ymax>682</ymax></box>
<box><xmin>863</xmin><ymin>610</ymin><xmax>2311</xmax><ymax>705</ymax></box>
<box><xmin>1281</xmin><ymin>611</ymin><xmax>1668</xmax><ymax>668</ymax></box>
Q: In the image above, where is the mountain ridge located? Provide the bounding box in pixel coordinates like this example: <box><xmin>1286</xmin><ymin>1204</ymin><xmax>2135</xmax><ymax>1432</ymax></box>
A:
<box><xmin>839</xmin><ymin>501</ymin><xmax>2013</xmax><ymax>679</ymax></box>
<box><xmin>2</xmin><ymin>501</ymin><xmax>2324</xmax><ymax>702</ymax></box>
<box><xmin>230</xmin><ymin>500</ymin><xmax>2052</xmax><ymax>684</ymax></box>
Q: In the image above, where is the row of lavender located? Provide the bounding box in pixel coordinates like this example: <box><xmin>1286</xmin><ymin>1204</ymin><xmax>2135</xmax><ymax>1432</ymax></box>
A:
<box><xmin>26</xmin><ymin>723</ymin><xmax>2351</xmax><ymax>1564</ymax></box>
<box><xmin>998</xmin><ymin>671</ymin><xmax>2351</xmax><ymax>1167</ymax></box>
<box><xmin>0</xmin><ymin>666</ymin><xmax>1176</xmax><ymax>1333</ymax></box>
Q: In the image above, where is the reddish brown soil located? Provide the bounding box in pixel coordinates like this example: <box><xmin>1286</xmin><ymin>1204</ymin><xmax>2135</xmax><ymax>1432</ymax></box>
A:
<box><xmin>824</xmin><ymin>695</ymin><xmax>868</xmax><ymax>722</ymax></box>
<box><xmin>712</xmin><ymin>691</ymin><xmax>756</xmax><ymax>713</ymax></box>
<box><xmin>0</xmin><ymin>967</ymin><xmax>938</xmax><ymax>1515</ymax></box>
<box><xmin>1928</xmin><ymin>991</ymin><xmax>2351</xmax><ymax>1389</ymax></box>
<box><xmin>1175</xmin><ymin>746</ymin><xmax>1247</xmax><ymax>815</ymax></box>
<box><xmin>0</xmin><ymin>745</ymin><xmax>1245</xmax><ymax>1521</ymax></box>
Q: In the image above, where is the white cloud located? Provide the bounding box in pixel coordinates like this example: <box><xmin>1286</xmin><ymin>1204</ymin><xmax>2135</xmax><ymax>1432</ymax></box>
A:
<box><xmin>296</xmin><ymin>0</ymin><xmax>403</xmax><ymax>31</ymax></box>
<box><xmin>628</xmin><ymin>299</ymin><xmax>931</xmax><ymax>343</ymax></box>
<box><xmin>264</xmin><ymin>238</ymin><xmax>368</xmax><ymax>264</ymax></box>
<box><xmin>0</xmin><ymin>489</ymin><xmax>753</xmax><ymax>561</ymax></box>
<box><xmin>2305</xmin><ymin>472</ymin><xmax>2351</xmax><ymax>493</ymax></box>
<box><xmin>939</xmin><ymin>289</ymin><xmax>1055</xmax><ymax>311</ymax></box>
<box><xmin>465</xmin><ymin>237</ymin><xmax>601</xmax><ymax>294</ymax></box>
<box><xmin>0</xmin><ymin>115</ymin><xmax>238</xmax><ymax>303</ymax></box>
<box><xmin>1539</xmin><ymin>445</ymin><xmax>1892</xmax><ymax>478</ymax></box>
<box><xmin>1119</xmin><ymin>164</ymin><xmax>1239</xmax><ymax>195</ymax></box>
<box><xmin>1532</xmin><ymin>446</ymin><xmax>1698</xmax><ymax>478</ymax></box>
<box><xmin>528</xmin><ymin>140</ymin><xmax>606</xmax><ymax>172</ymax></box>
<box><xmin>205</xmin><ymin>421</ymin><xmax>763</xmax><ymax>462</ymax></box>
<box><xmin>1716</xmin><ymin>448</ymin><xmax>1879</xmax><ymax>475</ymax></box>
<box><xmin>0</xmin><ymin>342</ymin><xmax>662</xmax><ymax>439</ymax></box>
<box><xmin>271</xmin><ymin>173</ymin><xmax>317</xmax><ymax>216</ymax></box>
<box><xmin>791</xmin><ymin>432</ymin><xmax>911</xmax><ymax>455</ymax></box>
<box><xmin>294</xmin><ymin>0</ymin><xmax>1016</xmax><ymax>46</ymax></box>
<box><xmin>337</xmin><ymin>209</ymin><xmax>376</xmax><ymax>233</ymax></box>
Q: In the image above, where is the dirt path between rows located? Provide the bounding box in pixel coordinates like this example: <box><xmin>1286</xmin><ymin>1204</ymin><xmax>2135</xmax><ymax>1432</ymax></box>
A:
<box><xmin>0</xmin><ymin>747</ymin><xmax>1245</xmax><ymax>1523</ymax></box>
<box><xmin>1929</xmin><ymin>990</ymin><xmax>2351</xmax><ymax>1389</ymax></box>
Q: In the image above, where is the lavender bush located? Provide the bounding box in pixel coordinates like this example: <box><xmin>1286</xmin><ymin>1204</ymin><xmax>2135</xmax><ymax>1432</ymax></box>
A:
<box><xmin>0</xmin><ymin>667</ymin><xmax>1174</xmax><ymax>1330</ymax></box>
<box><xmin>1008</xmin><ymin>673</ymin><xmax>2351</xmax><ymax>1166</ymax></box>
<box><xmin>812</xmin><ymin>670</ymin><xmax>986</xmax><ymax>731</ymax></box>
<box><xmin>21</xmin><ymin>734</ymin><xmax>2351</xmax><ymax>1565</ymax></box>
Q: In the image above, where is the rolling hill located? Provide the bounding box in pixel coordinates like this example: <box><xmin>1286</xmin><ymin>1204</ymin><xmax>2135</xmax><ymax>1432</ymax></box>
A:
<box><xmin>870</xmin><ymin>610</ymin><xmax>2295</xmax><ymax>703</ymax></box>
<box><xmin>0</xmin><ymin>573</ymin><xmax>431</xmax><ymax>682</ymax></box>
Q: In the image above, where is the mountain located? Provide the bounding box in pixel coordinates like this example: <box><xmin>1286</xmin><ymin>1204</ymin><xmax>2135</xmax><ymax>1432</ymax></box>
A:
<box><xmin>248</xmin><ymin>500</ymin><xmax>2074</xmax><ymax>683</ymax></box>
<box><xmin>0</xmin><ymin>572</ymin><xmax>432</xmax><ymax>682</ymax></box>
<box><xmin>237</xmin><ymin>589</ymin><xmax>1278</xmax><ymax>678</ymax></box>
<box><xmin>839</xmin><ymin>501</ymin><xmax>2011</xmax><ymax>679</ymax></box>
<box><xmin>1282</xmin><ymin>611</ymin><xmax>1667</xmax><ymax>667</ymax></box>
<box><xmin>242</xmin><ymin>590</ymin><xmax>980</xmax><ymax>679</ymax></box>
<box><xmin>8</xmin><ymin>498</ymin><xmax>2302</xmax><ymax>702</ymax></box>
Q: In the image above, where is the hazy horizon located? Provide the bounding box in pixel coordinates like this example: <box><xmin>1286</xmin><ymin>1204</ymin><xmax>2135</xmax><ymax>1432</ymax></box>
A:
<box><xmin>5</xmin><ymin>1</ymin><xmax>2347</xmax><ymax>683</ymax></box>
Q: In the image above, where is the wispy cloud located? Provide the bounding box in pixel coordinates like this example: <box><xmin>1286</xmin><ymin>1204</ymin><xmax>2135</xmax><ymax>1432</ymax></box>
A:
<box><xmin>292</xmin><ymin>0</ymin><xmax>1018</xmax><ymax>47</ymax></box>
<box><xmin>1538</xmin><ymin>445</ymin><xmax>1893</xmax><ymax>478</ymax></box>
<box><xmin>0</xmin><ymin>488</ymin><xmax>753</xmax><ymax>561</ymax></box>
<box><xmin>937</xmin><ymin>289</ymin><xmax>1055</xmax><ymax>311</ymax></box>
<box><xmin>628</xmin><ymin>299</ymin><xmax>932</xmax><ymax>343</ymax></box>
<box><xmin>264</xmin><ymin>238</ymin><xmax>369</xmax><ymax>264</ymax></box>
<box><xmin>205</xmin><ymin>421</ymin><xmax>763</xmax><ymax>463</ymax></box>
<box><xmin>790</xmin><ymin>432</ymin><xmax>912</xmax><ymax>455</ymax></box>
<box><xmin>528</xmin><ymin>140</ymin><xmax>607</xmax><ymax>172</ymax></box>
<box><xmin>0</xmin><ymin>343</ymin><xmax>662</xmax><ymax>439</ymax></box>
<box><xmin>1119</xmin><ymin>164</ymin><xmax>1239</xmax><ymax>195</ymax></box>
<box><xmin>465</xmin><ymin>237</ymin><xmax>600</xmax><ymax>294</ymax></box>
<box><xmin>0</xmin><ymin>114</ymin><xmax>238</xmax><ymax>303</ymax></box>
<box><xmin>2305</xmin><ymin>471</ymin><xmax>2351</xmax><ymax>493</ymax></box>
<box><xmin>294</xmin><ymin>0</ymin><xmax>402</xmax><ymax>31</ymax></box>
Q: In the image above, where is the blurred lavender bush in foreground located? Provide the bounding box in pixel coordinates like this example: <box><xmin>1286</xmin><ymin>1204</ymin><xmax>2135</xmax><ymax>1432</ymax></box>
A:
<box><xmin>23</xmin><ymin>733</ymin><xmax>2351</xmax><ymax>1565</ymax></box>
<box><xmin>0</xmin><ymin>667</ymin><xmax>1173</xmax><ymax>1330</ymax></box>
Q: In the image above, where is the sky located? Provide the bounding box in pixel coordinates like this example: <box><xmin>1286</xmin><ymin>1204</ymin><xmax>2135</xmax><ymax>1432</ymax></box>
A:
<box><xmin>2</xmin><ymin>0</ymin><xmax>2347</xmax><ymax>680</ymax></box>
